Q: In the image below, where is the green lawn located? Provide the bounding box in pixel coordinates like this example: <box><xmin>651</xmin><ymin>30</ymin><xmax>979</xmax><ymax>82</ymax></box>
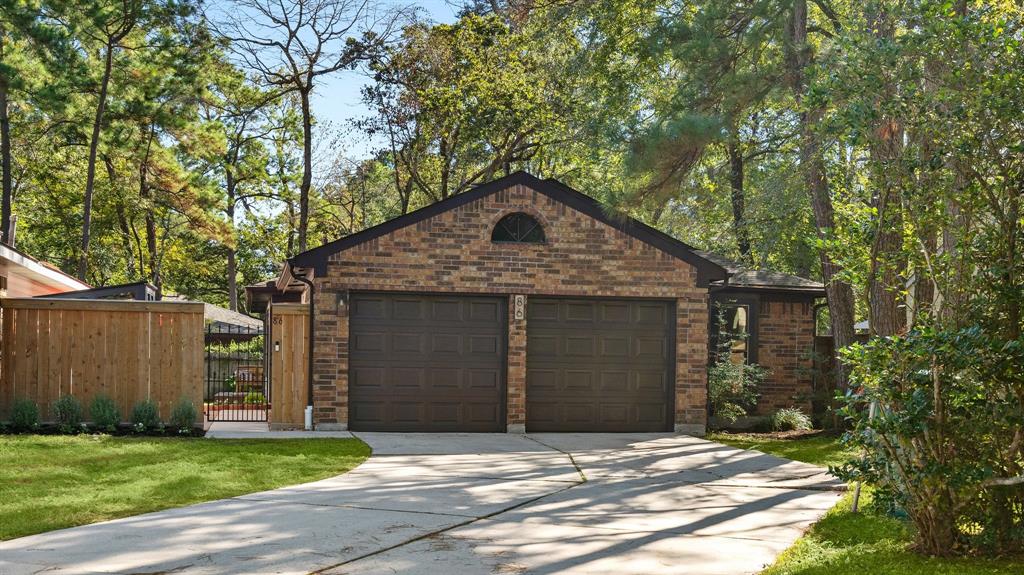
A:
<box><xmin>710</xmin><ymin>432</ymin><xmax>1023</xmax><ymax>575</ymax></box>
<box><xmin>0</xmin><ymin>434</ymin><xmax>370</xmax><ymax>540</ymax></box>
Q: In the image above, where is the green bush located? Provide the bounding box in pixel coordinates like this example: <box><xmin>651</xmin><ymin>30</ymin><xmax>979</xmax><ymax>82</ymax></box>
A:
<box><xmin>243</xmin><ymin>391</ymin><xmax>266</xmax><ymax>405</ymax></box>
<box><xmin>52</xmin><ymin>395</ymin><xmax>84</xmax><ymax>434</ymax></box>
<box><xmin>169</xmin><ymin>398</ymin><xmax>198</xmax><ymax>434</ymax></box>
<box><xmin>10</xmin><ymin>398</ymin><xmax>40</xmax><ymax>432</ymax></box>
<box><xmin>130</xmin><ymin>399</ymin><xmax>161</xmax><ymax>432</ymax></box>
<box><xmin>89</xmin><ymin>395</ymin><xmax>120</xmax><ymax>432</ymax></box>
<box><xmin>835</xmin><ymin>328</ymin><xmax>1024</xmax><ymax>556</ymax></box>
<box><xmin>708</xmin><ymin>361</ymin><xmax>766</xmax><ymax>426</ymax></box>
<box><xmin>770</xmin><ymin>407</ymin><xmax>813</xmax><ymax>431</ymax></box>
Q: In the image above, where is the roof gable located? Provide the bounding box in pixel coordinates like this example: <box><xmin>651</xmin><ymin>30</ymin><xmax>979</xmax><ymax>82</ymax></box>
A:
<box><xmin>289</xmin><ymin>171</ymin><xmax>728</xmax><ymax>286</ymax></box>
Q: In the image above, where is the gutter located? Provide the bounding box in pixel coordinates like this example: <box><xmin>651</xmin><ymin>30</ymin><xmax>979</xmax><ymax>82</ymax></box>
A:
<box><xmin>288</xmin><ymin>261</ymin><xmax>316</xmax><ymax>430</ymax></box>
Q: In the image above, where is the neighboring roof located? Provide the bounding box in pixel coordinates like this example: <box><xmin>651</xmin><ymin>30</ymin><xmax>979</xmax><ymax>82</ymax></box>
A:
<box><xmin>697</xmin><ymin>250</ymin><xmax>826</xmax><ymax>295</ymax></box>
<box><xmin>244</xmin><ymin>280</ymin><xmax>303</xmax><ymax>314</ymax></box>
<box><xmin>203</xmin><ymin>303</ymin><xmax>263</xmax><ymax>331</ymax></box>
<box><xmin>36</xmin><ymin>281</ymin><xmax>157</xmax><ymax>301</ymax></box>
<box><xmin>0</xmin><ymin>242</ymin><xmax>91</xmax><ymax>294</ymax></box>
<box><xmin>288</xmin><ymin>171</ymin><xmax>729</xmax><ymax>286</ymax></box>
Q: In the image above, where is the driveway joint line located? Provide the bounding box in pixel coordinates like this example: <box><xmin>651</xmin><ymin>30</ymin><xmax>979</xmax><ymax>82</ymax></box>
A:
<box><xmin>522</xmin><ymin>435</ymin><xmax>588</xmax><ymax>483</ymax></box>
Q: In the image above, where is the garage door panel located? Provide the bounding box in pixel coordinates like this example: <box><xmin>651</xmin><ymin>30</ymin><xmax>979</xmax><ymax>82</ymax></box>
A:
<box><xmin>565</xmin><ymin>336</ymin><xmax>595</xmax><ymax>356</ymax></box>
<box><xmin>528</xmin><ymin>301</ymin><xmax>559</xmax><ymax>322</ymax></box>
<box><xmin>564</xmin><ymin>370</ymin><xmax>594</xmax><ymax>391</ymax></box>
<box><xmin>563</xmin><ymin>403</ymin><xmax>595</xmax><ymax>423</ymax></box>
<box><xmin>351</xmin><ymin>296</ymin><xmax>386</xmax><ymax>320</ymax></box>
<box><xmin>469</xmin><ymin>300</ymin><xmax>501</xmax><ymax>322</ymax></box>
<box><xmin>391</xmin><ymin>367</ymin><xmax>425</xmax><ymax>390</ymax></box>
<box><xmin>349</xmin><ymin>293</ymin><xmax>506</xmax><ymax>432</ymax></box>
<box><xmin>636</xmin><ymin>371</ymin><xmax>668</xmax><ymax>392</ymax></box>
<box><xmin>468</xmin><ymin>369</ymin><xmax>500</xmax><ymax>390</ymax></box>
<box><xmin>430</xmin><ymin>403</ymin><xmax>460</xmax><ymax>424</ymax></box>
<box><xmin>466</xmin><ymin>402</ymin><xmax>499</xmax><ymax>424</ymax></box>
<box><xmin>428</xmin><ymin>368</ymin><xmax>461</xmax><ymax>389</ymax></box>
<box><xmin>566</xmin><ymin>302</ymin><xmax>595</xmax><ymax>321</ymax></box>
<box><xmin>352</xmin><ymin>332</ymin><xmax>386</xmax><ymax>353</ymax></box>
<box><xmin>392</xmin><ymin>402</ymin><xmax>425</xmax><ymax>423</ymax></box>
<box><xmin>599</xmin><ymin>404</ymin><xmax>629</xmax><ymax>424</ymax></box>
<box><xmin>431</xmin><ymin>333</ymin><xmax>460</xmax><ymax>353</ymax></box>
<box><xmin>600</xmin><ymin>302</ymin><xmax>630</xmax><ymax>323</ymax></box>
<box><xmin>601</xmin><ymin>335</ymin><xmax>630</xmax><ymax>357</ymax></box>
<box><xmin>635</xmin><ymin>336</ymin><xmax>667</xmax><ymax>359</ymax></box>
<box><xmin>527</xmin><ymin>298</ymin><xmax>674</xmax><ymax>432</ymax></box>
<box><xmin>431</xmin><ymin>299</ymin><xmax>461</xmax><ymax>321</ymax></box>
<box><xmin>636</xmin><ymin>303</ymin><xmax>670</xmax><ymax>325</ymax></box>
<box><xmin>600</xmin><ymin>371</ymin><xmax>629</xmax><ymax>392</ymax></box>
<box><xmin>393</xmin><ymin>298</ymin><xmax>424</xmax><ymax>320</ymax></box>
<box><xmin>469</xmin><ymin>335</ymin><xmax>500</xmax><ymax>356</ymax></box>
<box><xmin>392</xmin><ymin>333</ymin><xmax>422</xmax><ymax>353</ymax></box>
<box><xmin>527</xmin><ymin>334</ymin><xmax>558</xmax><ymax>356</ymax></box>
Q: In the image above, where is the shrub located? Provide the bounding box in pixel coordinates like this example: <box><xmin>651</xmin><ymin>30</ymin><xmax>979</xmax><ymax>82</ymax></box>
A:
<box><xmin>169</xmin><ymin>398</ymin><xmax>198</xmax><ymax>434</ymax></box>
<box><xmin>130</xmin><ymin>399</ymin><xmax>161</xmax><ymax>432</ymax></box>
<box><xmin>89</xmin><ymin>395</ymin><xmax>120</xmax><ymax>432</ymax></box>
<box><xmin>52</xmin><ymin>395</ymin><xmax>84</xmax><ymax>434</ymax></box>
<box><xmin>243</xmin><ymin>391</ymin><xmax>266</xmax><ymax>405</ymax></box>
<box><xmin>834</xmin><ymin>328</ymin><xmax>1024</xmax><ymax>556</ymax></box>
<box><xmin>10</xmin><ymin>398</ymin><xmax>40</xmax><ymax>432</ymax></box>
<box><xmin>770</xmin><ymin>407</ymin><xmax>813</xmax><ymax>431</ymax></box>
<box><xmin>708</xmin><ymin>360</ymin><xmax>766</xmax><ymax>426</ymax></box>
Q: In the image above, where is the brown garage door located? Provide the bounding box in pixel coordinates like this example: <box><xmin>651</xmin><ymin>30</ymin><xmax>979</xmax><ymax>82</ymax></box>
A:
<box><xmin>349</xmin><ymin>293</ymin><xmax>506</xmax><ymax>432</ymax></box>
<box><xmin>527</xmin><ymin>298</ymin><xmax>674</xmax><ymax>432</ymax></box>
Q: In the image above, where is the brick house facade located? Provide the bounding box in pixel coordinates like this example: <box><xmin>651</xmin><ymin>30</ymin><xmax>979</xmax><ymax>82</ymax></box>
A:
<box><xmin>253</xmin><ymin>172</ymin><xmax>824</xmax><ymax>434</ymax></box>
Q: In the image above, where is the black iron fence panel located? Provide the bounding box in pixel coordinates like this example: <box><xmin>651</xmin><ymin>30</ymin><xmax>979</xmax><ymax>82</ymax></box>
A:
<box><xmin>204</xmin><ymin>323</ymin><xmax>267</xmax><ymax>422</ymax></box>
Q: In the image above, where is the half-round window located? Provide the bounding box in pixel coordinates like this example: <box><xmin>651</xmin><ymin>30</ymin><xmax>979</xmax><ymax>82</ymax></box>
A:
<box><xmin>491</xmin><ymin>212</ymin><xmax>546</xmax><ymax>243</ymax></box>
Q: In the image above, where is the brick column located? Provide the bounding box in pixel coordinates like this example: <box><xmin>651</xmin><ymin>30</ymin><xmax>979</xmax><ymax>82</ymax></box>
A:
<box><xmin>506</xmin><ymin>294</ymin><xmax>527</xmax><ymax>433</ymax></box>
<box><xmin>312</xmin><ymin>286</ymin><xmax>348</xmax><ymax>430</ymax></box>
<box><xmin>675</xmin><ymin>293</ymin><xmax>709</xmax><ymax>435</ymax></box>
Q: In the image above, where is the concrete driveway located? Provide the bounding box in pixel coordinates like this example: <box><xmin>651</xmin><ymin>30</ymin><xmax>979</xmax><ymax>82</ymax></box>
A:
<box><xmin>0</xmin><ymin>433</ymin><xmax>842</xmax><ymax>575</ymax></box>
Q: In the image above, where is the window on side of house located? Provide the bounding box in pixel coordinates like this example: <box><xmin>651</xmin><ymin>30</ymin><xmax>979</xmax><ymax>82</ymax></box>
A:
<box><xmin>720</xmin><ymin>304</ymin><xmax>751</xmax><ymax>364</ymax></box>
<box><xmin>491</xmin><ymin>212</ymin><xmax>546</xmax><ymax>243</ymax></box>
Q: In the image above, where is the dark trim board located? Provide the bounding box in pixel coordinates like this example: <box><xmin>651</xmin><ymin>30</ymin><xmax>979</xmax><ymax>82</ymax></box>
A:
<box><xmin>288</xmin><ymin>171</ymin><xmax>729</xmax><ymax>286</ymax></box>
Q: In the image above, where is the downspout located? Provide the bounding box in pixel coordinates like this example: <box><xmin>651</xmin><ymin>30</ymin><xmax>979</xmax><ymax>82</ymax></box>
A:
<box><xmin>289</xmin><ymin>261</ymin><xmax>316</xmax><ymax>430</ymax></box>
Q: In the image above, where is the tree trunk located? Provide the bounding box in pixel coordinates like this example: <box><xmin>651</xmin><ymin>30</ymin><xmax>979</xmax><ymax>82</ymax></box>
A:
<box><xmin>865</xmin><ymin>4</ymin><xmax>906</xmax><ymax>337</ymax></box>
<box><xmin>0</xmin><ymin>30</ymin><xmax>12</xmax><ymax>244</ymax></box>
<box><xmin>226</xmin><ymin>169</ymin><xmax>238</xmax><ymax>311</ymax></box>
<box><xmin>78</xmin><ymin>41</ymin><xmax>115</xmax><ymax>280</ymax></box>
<box><xmin>787</xmin><ymin>0</ymin><xmax>857</xmax><ymax>389</ymax></box>
<box><xmin>298</xmin><ymin>87</ymin><xmax>312</xmax><ymax>253</ymax></box>
<box><xmin>727</xmin><ymin>134</ymin><xmax>752</xmax><ymax>264</ymax></box>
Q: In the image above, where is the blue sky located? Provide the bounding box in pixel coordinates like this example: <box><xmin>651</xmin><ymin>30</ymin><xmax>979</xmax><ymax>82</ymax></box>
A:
<box><xmin>310</xmin><ymin>1</ymin><xmax>460</xmax><ymax>159</ymax></box>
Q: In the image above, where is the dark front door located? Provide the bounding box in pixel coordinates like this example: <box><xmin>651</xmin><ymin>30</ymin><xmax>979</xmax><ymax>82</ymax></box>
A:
<box><xmin>527</xmin><ymin>298</ymin><xmax>675</xmax><ymax>432</ymax></box>
<box><xmin>349</xmin><ymin>293</ymin><xmax>507</xmax><ymax>432</ymax></box>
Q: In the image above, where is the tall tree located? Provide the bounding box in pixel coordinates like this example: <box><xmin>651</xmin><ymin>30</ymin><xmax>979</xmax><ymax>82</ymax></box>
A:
<box><xmin>201</xmin><ymin>63</ymin><xmax>278</xmax><ymax>310</ymax></box>
<box><xmin>217</xmin><ymin>0</ymin><xmax>403</xmax><ymax>252</ymax></box>
<box><xmin>784</xmin><ymin>0</ymin><xmax>856</xmax><ymax>386</ymax></box>
<box><xmin>361</xmin><ymin>13</ymin><xmax>564</xmax><ymax>203</ymax></box>
<box><xmin>73</xmin><ymin>0</ymin><xmax>142</xmax><ymax>279</ymax></box>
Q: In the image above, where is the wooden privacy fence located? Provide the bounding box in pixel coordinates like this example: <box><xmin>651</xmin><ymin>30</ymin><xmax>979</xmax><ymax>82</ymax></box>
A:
<box><xmin>0</xmin><ymin>298</ymin><xmax>204</xmax><ymax>423</ymax></box>
<box><xmin>268</xmin><ymin>303</ymin><xmax>308</xmax><ymax>429</ymax></box>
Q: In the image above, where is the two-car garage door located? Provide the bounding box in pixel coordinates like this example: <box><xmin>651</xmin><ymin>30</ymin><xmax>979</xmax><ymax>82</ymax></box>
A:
<box><xmin>348</xmin><ymin>293</ymin><xmax>674</xmax><ymax>432</ymax></box>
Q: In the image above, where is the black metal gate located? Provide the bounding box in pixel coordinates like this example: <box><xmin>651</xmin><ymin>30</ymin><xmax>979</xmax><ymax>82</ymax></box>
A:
<box><xmin>204</xmin><ymin>323</ymin><xmax>268</xmax><ymax>422</ymax></box>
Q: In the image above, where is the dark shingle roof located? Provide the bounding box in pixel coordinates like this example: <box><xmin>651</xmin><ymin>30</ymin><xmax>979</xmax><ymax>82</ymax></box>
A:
<box><xmin>695</xmin><ymin>250</ymin><xmax>825</xmax><ymax>293</ymax></box>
